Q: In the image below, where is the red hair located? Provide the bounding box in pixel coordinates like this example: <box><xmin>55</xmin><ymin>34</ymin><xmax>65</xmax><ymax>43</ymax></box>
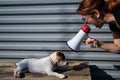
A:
<box><xmin>108</xmin><ymin>0</ymin><xmax>119</xmax><ymax>12</ymax></box>
<box><xmin>77</xmin><ymin>0</ymin><xmax>119</xmax><ymax>15</ymax></box>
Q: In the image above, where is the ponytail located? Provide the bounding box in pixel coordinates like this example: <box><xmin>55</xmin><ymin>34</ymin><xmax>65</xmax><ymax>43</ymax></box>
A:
<box><xmin>108</xmin><ymin>0</ymin><xmax>119</xmax><ymax>12</ymax></box>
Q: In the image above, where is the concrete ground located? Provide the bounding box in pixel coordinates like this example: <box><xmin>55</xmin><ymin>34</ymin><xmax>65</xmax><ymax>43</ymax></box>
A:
<box><xmin>0</xmin><ymin>61</ymin><xmax>91</xmax><ymax>80</ymax></box>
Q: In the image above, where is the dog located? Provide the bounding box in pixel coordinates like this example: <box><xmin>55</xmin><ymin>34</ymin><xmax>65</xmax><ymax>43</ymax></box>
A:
<box><xmin>14</xmin><ymin>51</ymin><xmax>69</xmax><ymax>79</ymax></box>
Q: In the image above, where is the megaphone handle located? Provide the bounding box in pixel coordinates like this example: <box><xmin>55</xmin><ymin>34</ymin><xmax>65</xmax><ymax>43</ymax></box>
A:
<box><xmin>86</xmin><ymin>37</ymin><xmax>96</xmax><ymax>48</ymax></box>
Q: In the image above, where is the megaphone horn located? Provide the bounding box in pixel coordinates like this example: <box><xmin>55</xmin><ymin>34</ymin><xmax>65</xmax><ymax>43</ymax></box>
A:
<box><xmin>67</xmin><ymin>24</ymin><xmax>91</xmax><ymax>52</ymax></box>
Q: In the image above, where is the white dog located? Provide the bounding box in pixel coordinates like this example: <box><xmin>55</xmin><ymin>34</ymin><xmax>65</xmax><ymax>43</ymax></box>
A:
<box><xmin>14</xmin><ymin>51</ymin><xmax>70</xmax><ymax>79</ymax></box>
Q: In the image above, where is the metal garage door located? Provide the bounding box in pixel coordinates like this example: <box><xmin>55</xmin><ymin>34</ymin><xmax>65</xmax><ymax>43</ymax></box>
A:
<box><xmin>0</xmin><ymin>0</ymin><xmax>120</xmax><ymax>80</ymax></box>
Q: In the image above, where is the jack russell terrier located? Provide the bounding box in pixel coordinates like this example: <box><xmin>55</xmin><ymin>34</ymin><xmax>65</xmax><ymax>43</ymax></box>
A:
<box><xmin>14</xmin><ymin>51</ymin><xmax>71</xmax><ymax>79</ymax></box>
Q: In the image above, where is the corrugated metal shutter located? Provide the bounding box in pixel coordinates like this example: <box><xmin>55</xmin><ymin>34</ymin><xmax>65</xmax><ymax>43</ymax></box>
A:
<box><xmin>0</xmin><ymin>0</ymin><xmax>120</xmax><ymax>80</ymax></box>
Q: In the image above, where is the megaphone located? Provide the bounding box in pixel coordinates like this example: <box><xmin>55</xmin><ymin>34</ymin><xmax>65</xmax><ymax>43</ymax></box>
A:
<box><xmin>67</xmin><ymin>24</ymin><xmax>91</xmax><ymax>52</ymax></box>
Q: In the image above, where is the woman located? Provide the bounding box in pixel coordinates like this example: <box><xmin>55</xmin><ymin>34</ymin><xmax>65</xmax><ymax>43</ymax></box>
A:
<box><xmin>77</xmin><ymin>0</ymin><xmax>120</xmax><ymax>53</ymax></box>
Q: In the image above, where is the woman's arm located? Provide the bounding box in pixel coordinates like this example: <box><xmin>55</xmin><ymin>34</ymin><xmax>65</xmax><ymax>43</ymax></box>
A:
<box><xmin>86</xmin><ymin>38</ymin><xmax>120</xmax><ymax>54</ymax></box>
<box><xmin>100</xmin><ymin>39</ymin><xmax>120</xmax><ymax>53</ymax></box>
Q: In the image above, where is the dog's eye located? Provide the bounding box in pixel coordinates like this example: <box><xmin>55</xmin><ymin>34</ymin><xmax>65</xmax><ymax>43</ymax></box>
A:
<box><xmin>57</xmin><ymin>59</ymin><xmax>60</xmax><ymax>62</ymax></box>
<box><xmin>60</xmin><ymin>60</ymin><xmax>63</xmax><ymax>62</ymax></box>
<box><xmin>58</xmin><ymin>59</ymin><xmax>63</xmax><ymax>62</ymax></box>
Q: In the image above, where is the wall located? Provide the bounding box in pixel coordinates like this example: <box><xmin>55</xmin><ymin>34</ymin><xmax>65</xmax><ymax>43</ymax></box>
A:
<box><xmin>0</xmin><ymin>0</ymin><xmax>120</xmax><ymax>80</ymax></box>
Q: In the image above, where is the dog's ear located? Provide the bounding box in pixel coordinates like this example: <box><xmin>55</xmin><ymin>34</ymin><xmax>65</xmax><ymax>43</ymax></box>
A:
<box><xmin>56</xmin><ymin>51</ymin><xmax>65</xmax><ymax>60</ymax></box>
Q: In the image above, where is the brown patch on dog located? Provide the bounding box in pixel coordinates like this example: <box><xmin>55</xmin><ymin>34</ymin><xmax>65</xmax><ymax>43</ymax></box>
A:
<box><xmin>56</xmin><ymin>51</ymin><xmax>65</xmax><ymax>62</ymax></box>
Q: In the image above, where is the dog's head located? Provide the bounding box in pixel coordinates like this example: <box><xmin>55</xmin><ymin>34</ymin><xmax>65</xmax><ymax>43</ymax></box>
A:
<box><xmin>49</xmin><ymin>51</ymin><xmax>68</xmax><ymax>66</ymax></box>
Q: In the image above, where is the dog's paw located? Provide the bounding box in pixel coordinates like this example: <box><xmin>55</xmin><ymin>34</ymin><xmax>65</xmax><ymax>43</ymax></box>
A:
<box><xmin>14</xmin><ymin>69</ymin><xmax>25</xmax><ymax>78</ymax></box>
<box><xmin>59</xmin><ymin>74</ymin><xmax>66</xmax><ymax>79</ymax></box>
<box><xmin>14</xmin><ymin>69</ymin><xmax>20</xmax><ymax>78</ymax></box>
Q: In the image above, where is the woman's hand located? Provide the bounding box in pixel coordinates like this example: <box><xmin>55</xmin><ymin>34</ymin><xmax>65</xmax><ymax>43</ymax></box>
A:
<box><xmin>86</xmin><ymin>38</ymin><xmax>102</xmax><ymax>48</ymax></box>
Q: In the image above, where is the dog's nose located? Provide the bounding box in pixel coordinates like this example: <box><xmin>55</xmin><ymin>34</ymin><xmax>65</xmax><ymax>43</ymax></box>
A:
<box><xmin>66</xmin><ymin>62</ymin><xmax>69</xmax><ymax>65</ymax></box>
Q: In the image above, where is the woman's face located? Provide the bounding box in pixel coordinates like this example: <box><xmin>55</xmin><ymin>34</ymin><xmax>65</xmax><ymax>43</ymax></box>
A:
<box><xmin>81</xmin><ymin>11</ymin><xmax>105</xmax><ymax>28</ymax></box>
